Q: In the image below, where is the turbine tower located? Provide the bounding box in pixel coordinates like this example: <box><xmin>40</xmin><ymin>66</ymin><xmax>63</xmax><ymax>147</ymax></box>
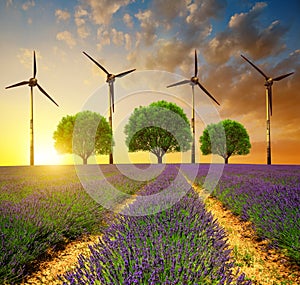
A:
<box><xmin>83</xmin><ymin>51</ymin><xmax>135</xmax><ymax>164</ymax></box>
<box><xmin>167</xmin><ymin>50</ymin><xmax>220</xmax><ymax>163</ymax></box>
<box><xmin>5</xmin><ymin>51</ymin><xmax>59</xmax><ymax>166</ymax></box>
<box><xmin>241</xmin><ymin>55</ymin><xmax>294</xmax><ymax>165</ymax></box>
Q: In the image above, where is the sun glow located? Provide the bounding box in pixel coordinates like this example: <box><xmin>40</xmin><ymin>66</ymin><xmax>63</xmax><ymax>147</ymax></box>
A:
<box><xmin>35</xmin><ymin>147</ymin><xmax>61</xmax><ymax>165</ymax></box>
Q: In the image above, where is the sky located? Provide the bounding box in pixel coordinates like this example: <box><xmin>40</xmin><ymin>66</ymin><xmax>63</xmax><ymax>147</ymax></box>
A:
<box><xmin>0</xmin><ymin>0</ymin><xmax>299</xmax><ymax>166</ymax></box>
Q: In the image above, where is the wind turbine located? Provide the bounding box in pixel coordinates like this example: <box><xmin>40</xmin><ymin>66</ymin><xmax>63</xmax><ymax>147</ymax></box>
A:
<box><xmin>241</xmin><ymin>54</ymin><xmax>294</xmax><ymax>165</ymax></box>
<box><xmin>167</xmin><ymin>50</ymin><xmax>220</xmax><ymax>163</ymax></box>
<box><xmin>5</xmin><ymin>50</ymin><xmax>59</xmax><ymax>166</ymax></box>
<box><xmin>83</xmin><ymin>51</ymin><xmax>136</xmax><ymax>164</ymax></box>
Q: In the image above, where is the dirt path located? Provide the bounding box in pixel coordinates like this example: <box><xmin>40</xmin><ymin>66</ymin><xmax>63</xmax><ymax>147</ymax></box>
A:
<box><xmin>21</xmin><ymin>235</ymin><xmax>101</xmax><ymax>285</ymax></box>
<box><xmin>20</xmin><ymin>195</ymin><xmax>137</xmax><ymax>285</ymax></box>
<box><xmin>192</xmin><ymin>183</ymin><xmax>300</xmax><ymax>285</ymax></box>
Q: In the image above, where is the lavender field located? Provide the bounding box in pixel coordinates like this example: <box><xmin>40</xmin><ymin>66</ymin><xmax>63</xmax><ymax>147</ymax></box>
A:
<box><xmin>182</xmin><ymin>164</ymin><xmax>300</xmax><ymax>264</ymax></box>
<box><xmin>0</xmin><ymin>165</ymin><xmax>147</xmax><ymax>284</ymax></box>
<box><xmin>60</xmin><ymin>165</ymin><xmax>250</xmax><ymax>285</ymax></box>
<box><xmin>1</xmin><ymin>164</ymin><xmax>299</xmax><ymax>284</ymax></box>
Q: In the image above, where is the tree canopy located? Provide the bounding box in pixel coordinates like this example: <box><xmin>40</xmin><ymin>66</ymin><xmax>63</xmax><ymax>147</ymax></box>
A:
<box><xmin>53</xmin><ymin>110</ymin><xmax>112</xmax><ymax>164</ymax></box>
<box><xmin>199</xmin><ymin>119</ymin><xmax>251</xmax><ymax>164</ymax></box>
<box><xmin>124</xmin><ymin>100</ymin><xmax>192</xmax><ymax>163</ymax></box>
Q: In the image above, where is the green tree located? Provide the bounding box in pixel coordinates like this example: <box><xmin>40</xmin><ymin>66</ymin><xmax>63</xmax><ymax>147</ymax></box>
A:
<box><xmin>124</xmin><ymin>100</ymin><xmax>192</xmax><ymax>163</ymax></box>
<box><xmin>199</xmin><ymin>119</ymin><xmax>251</xmax><ymax>164</ymax></box>
<box><xmin>53</xmin><ymin>110</ymin><xmax>112</xmax><ymax>164</ymax></box>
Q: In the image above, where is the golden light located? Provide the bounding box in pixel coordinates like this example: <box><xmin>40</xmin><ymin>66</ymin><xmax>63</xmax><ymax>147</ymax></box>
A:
<box><xmin>35</xmin><ymin>146</ymin><xmax>61</xmax><ymax>165</ymax></box>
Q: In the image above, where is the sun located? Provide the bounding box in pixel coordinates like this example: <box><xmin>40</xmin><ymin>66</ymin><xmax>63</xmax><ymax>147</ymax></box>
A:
<box><xmin>35</xmin><ymin>147</ymin><xmax>61</xmax><ymax>165</ymax></box>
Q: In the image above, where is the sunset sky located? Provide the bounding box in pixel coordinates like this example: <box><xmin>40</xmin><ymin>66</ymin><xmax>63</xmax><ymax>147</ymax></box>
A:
<box><xmin>0</xmin><ymin>0</ymin><xmax>299</xmax><ymax>166</ymax></box>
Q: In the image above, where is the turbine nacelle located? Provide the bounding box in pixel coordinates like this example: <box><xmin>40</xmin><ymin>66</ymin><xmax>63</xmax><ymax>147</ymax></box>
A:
<box><xmin>264</xmin><ymin>77</ymin><xmax>273</xmax><ymax>87</ymax></box>
<box><xmin>29</xmin><ymin>78</ymin><xmax>38</xmax><ymax>87</ymax></box>
<box><xmin>106</xmin><ymin>74</ymin><xmax>115</xmax><ymax>83</ymax></box>
<box><xmin>190</xmin><ymin>76</ymin><xmax>199</xmax><ymax>85</ymax></box>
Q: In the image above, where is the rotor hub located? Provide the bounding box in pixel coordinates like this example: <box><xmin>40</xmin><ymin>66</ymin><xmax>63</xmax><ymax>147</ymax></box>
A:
<box><xmin>106</xmin><ymin>74</ymin><xmax>115</xmax><ymax>83</ymax></box>
<box><xmin>191</xmin><ymin>76</ymin><xmax>198</xmax><ymax>84</ymax></box>
<box><xmin>264</xmin><ymin>77</ymin><xmax>273</xmax><ymax>87</ymax></box>
<box><xmin>29</xmin><ymin>78</ymin><xmax>37</xmax><ymax>87</ymax></box>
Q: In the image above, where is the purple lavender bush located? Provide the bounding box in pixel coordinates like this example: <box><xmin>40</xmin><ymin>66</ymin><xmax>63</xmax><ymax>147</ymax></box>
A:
<box><xmin>0</xmin><ymin>165</ymin><xmax>148</xmax><ymax>284</ymax></box>
<box><xmin>60</xmin><ymin>166</ymin><xmax>251</xmax><ymax>284</ymax></box>
<box><xmin>0</xmin><ymin>183</ymin><xmax>105</xmax><ymax>284</ymax></box>
<box><xmin>187</xmin><ymin>164</ymin><xmax>300</xmax><ymax>264</ymax></box>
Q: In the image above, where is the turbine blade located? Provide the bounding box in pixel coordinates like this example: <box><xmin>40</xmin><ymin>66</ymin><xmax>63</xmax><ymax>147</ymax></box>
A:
<box><xmin>241</xmin><ymin>54</ymin><xmax>268</xmax><ymax>80</ymax></box>
<box><xmin>82</xmin><ymin>51</ymin><xmax>110</xmax><ymax>75</ymax></box>
<box><xmin>109</xmin><ymin>83</ymin><xmax>115</xmax><ymax>113</ymax></box>
<box><xmin>273</xmin><ymin>72</ymin><xmax>294</xmax><ymax>81</ymax></box>
<box><xmin>37</xmin><ymin>83</ymin><xmax>59</xmax><ymax>106</ymax></box>
<box><xmin>197</xmin><ymin>82</ymin><xmax>220</xmax><ymax>106</ymax></box>
<box><xmin>194</xmin><ymin>49</ymin><xmax>198</xmax><ymax>77</ymax></box>
<box><xmin>166</xmin><ymin>79</ymin><xmax>191</xmax><ymax>88</ymax></box>
<box><xmin>5</xmin><ymin>81</ymin><xmax>29</xmax><ymax>89</ymax></box>
<box><xmin>33</xmin><ymin>50</ymin><xmax>37</xmax><ymax>78</ymax></box>
<box><xmin>115</xmin><ymin>69</ymin><xmax>136</xmax><ymax>78</ymax></box>
<box><xmin>268</xmin><ymin>87</ymin><xmax>272</xmax><ymax>116</ymax></box>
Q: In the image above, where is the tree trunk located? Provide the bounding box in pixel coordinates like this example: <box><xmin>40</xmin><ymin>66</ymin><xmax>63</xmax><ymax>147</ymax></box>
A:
<box><xmin>83</xmin><ymin>157</ymin><xmax>88</xmax><ymax>165</ymax></box>
<box><xmin>157</xmin><ymin>155</ymin><xmax>163</xmax><ymax>164</ymax></box>
<box><xmin>224</xmin><ymin>157</ymin><xmax>229</xmax><ymax>164</ymax></box>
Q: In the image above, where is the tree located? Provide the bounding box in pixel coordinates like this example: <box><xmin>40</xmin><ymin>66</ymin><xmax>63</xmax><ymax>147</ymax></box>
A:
<box><xmin>199</xmin><ymin>119</ymin><xmax>251</xmax><ymax>164</ymax></box>
<box><xmin>53</xmin><ymin>110</ymin><xmax>112</xmax><ymax>164</ymax></box>
<box><xmin>124</xmin><ymin>100</ymin><xmax>192</xmax><ymax>163</ymax></box>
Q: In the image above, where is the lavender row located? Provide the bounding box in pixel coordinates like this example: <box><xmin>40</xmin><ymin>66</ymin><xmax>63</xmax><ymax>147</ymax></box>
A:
<box><xmin>61</xmin><ymin>165</ymin><xmax>251</xmax><ymax>284</ymax></box>
<box><xmin>183</xmin><ymin>164</ymin><xmax>300</xmax><ymax>264</ymax></box>
<box><xmin>0</xmin><ymin>165</ymin><xmax>148</xmax><ymax>284</ymax></box>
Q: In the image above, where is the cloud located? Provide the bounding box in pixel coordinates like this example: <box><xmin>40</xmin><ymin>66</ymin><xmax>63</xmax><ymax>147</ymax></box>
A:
<box><xmin>77</xmin><ymin>26</ymin><xmax>90</xmax><ymax>39</ymax></box>
<box><xmin>180</xmin><ymin>0</ymin><xmax>226</xmax><ymax>42</ymax></box>
<box><xmin>123</xmin><ymin>13</ymin><xmax>133</xmax><ymax>28</ymax></box>
<box><xmin>129</xmin><ymin>0</ymin><xmax>226</xmax><ymax>71</ymax></box>
<box><xmin>124</xmin><ymin>33</ymin><xmax>132</xmax><ymax>50</ymax></box>
<box><xmin>97</xmin><ymin>27</ymin><xmax>111</xmax><ymax>49</ymax></box>
<box><xmin>74</xmin><ymin>5</ymin><xmax>88</xmax><ymax>26</ymax></box>
<box><xmin>202</xmin><ymin>2</ymin><xmax>289</xmax><ymax>64</ymax></box>
<box><xmin>135</xmin><ymin>10</ymin><xmax>158</xmax><ymax>46</ymax></box>
<box><xmin>143</xmin><ymin>39</ymin><xmax>191</xmax><ymax>72</ymax></box>
<box><xmin>22</xmin><ymin>0</ymin><xmax>35</xmax><ymax>11</ymax></box>
<box><xmin>56</xmin><ymin>31</ymin><xmax>76</xmax><ymax>48</ymax></box>
<box><xmin>82</xmin><ymin>0</ymin><xmax>132</xmax><ymax>25</ymax></box>
<box><xmin>111</xmin><ymin>28</ymin><xmax>124</xmax><ymax>46</ymax></box>
<box><xmin>153</xmin><ymin>0</ymin><xmax>187</xmax><ymax>22</ymax></box>
<box><xmin>75</xmin><ymin>5</ymin><xmax>89</xmax><ymax>18</ymax></box>
<box><xmin>74</xmin><ymin>6</ymin><xmax>90</xmax><ymax>39</ymax></box>
<box><xmin>127</xmin><ymin>38</ymin><xmax>197</xmax><ymax>74</ymax></box>
<box><xmin>228</xmin><ymin>2</ymin><xmax>267</xmax><ymax>28</ymax></box>
<box><xmin>55</xmin><ymin>9</ymin><xmax>71</xmax><ymax>22</ymax></box>
<box><xmin>186</xmin><ymin>0</ymin><xmax>227</xmax><ymax>26</ymax></box>
<box><xmin>96</xmin><ymin>27</ymin><xmax>131</xmax><ymax>50</ymax></box>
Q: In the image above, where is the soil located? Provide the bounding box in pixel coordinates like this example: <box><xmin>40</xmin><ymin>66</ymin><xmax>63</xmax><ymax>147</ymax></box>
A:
<box><xmin>20</xmin><ymin>235</ymin><xmax>101</xmax><ymax>285</ymax></box>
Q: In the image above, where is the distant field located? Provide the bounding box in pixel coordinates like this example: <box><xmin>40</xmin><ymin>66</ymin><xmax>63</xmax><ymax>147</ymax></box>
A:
<box><xmin>1</xmin><ymin>164</ymin><xmax>299</xmax><ymax>284</ymax></box>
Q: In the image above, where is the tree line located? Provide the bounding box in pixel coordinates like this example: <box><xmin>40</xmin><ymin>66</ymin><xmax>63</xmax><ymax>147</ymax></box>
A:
<box><xmin>53</xmin><ymin>100</ymin><xmax>251</xmax><ymax>164</ymax></box>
